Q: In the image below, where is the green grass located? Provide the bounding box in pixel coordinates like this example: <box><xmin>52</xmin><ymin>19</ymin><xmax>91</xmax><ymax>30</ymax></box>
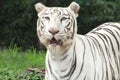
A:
<box><xmin>0</xmin><ymin>47</ymin><xmax>46</xmax><ymax>80</ymax></box>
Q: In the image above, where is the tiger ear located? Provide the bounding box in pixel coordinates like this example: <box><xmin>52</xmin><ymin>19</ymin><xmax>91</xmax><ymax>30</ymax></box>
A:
<box><xmin>68</xmin><ymin>2</ymin><xmax>80</xmax><ymax>17</ymax></box>
<box><xmin>35</xmin><ymin>3</ymin><xmax>46</xmax><ymax>13</ymax></box>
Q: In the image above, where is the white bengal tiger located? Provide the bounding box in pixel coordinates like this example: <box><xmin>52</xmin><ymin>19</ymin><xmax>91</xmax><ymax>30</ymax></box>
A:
<box><xmin>35</xmin><ymin>2</ymin><xmax>120</xmax><ymax>80</ymax></box>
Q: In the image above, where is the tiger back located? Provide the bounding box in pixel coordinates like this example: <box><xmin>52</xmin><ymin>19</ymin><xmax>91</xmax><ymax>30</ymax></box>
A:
<box><xmin>35</xmin><ymin>2</ymin><xmax>120</xmax><ymax>80</ymax></box>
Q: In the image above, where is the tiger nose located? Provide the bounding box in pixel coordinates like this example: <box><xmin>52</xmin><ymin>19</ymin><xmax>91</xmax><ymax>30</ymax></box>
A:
<box><xmin>48</xmin><ymin>28</ymin><xmax>59</xmax><ymax>35</ymax></box>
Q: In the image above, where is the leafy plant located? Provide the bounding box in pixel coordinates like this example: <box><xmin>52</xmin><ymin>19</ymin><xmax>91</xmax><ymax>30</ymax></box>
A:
<box><xmin>0</xmin><ymin>48</ymin><xmax>46</xmax><ymax>80</ymax></box>
<box><xmin>0</xmin><ymin>67</ymin><xmax>45</xmax><ymax>80</ymax></box>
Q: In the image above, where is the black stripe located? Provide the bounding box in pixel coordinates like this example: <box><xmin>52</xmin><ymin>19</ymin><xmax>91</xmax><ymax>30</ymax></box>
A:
<box><xmin>103</xmin><ymin>28</ymin><xmax>120</xmax><ymax>71</ymax></box>
<box><xmin>75</xmin><ymin>36</ymin><xmax>86</xmax><ymax>79</ymax></box>
<box><xmin>97</xmin><ymin>33</ymin><xmax>112</xmax><ymax>80</ymax></box>
<box><xmin>66</xmin><ymin>9</ymin><xmax>76</xmax><ymax>38</ymax></box>
<box><xmin>88</xmin><ymin>35</ymin><xmax>109</xmax><ymax>80</ymax></box>
<box><xmin>69</xmin><ymin>42</ymin><xmax>77</xmax><ymax>76</ymax></box>
<box><xmin>103</xmin><ymin>28</ymin><xmax>119</xmax><ymax>51</ymax></box>
<box><xmin>60</xmin><ymin>42</ymin><xmax>77</xmax><ymax>79</ymax></box>
<box><xmin>48</xmin><ymin>58</ymin><xmax>57</xmax><ymax>80</ymax></box>
<box><xmin>65</xmin><ymin>22</ymin><xmax>71</xmax><ymax>31</ymax></box>
<box><xmin>60</xmin><ymin>54</ymin><xmax>68</xmax><ymax>61</ymax></box>
<box><xmin>93</xmin><ymin>31</ymin><xmax>119</xmax><ymax>79</ymax></box>
<box><xmin>84</xmin><ymin>75</ymin><xmax>87</xmax><ymax>80</ymax></box>
<box><xmin>110</xmin><ymin>24</ymin><xmax>120</xmax><ymax>30</ymax></box>
<box><xmin>85</xmin><ymin>36</ymin><xmax>96</xmax><ymax>80</ymax></box>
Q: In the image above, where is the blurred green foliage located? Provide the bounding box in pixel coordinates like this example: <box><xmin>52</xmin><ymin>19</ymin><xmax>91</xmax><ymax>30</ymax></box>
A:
<box><xmin>0</xmin><ymin>0</ymin><xmax>120</xmax><ymax>49</ymax></box>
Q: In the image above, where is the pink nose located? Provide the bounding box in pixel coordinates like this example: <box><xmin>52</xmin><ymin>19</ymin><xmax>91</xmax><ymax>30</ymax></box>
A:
<box><xmin>48</xmin><ymin>28</ymin><xmax>59</xmax><ymax>35</ymax></box>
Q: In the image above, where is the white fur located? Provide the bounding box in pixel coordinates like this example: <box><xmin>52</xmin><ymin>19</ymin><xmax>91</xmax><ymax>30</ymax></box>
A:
<box><xmin>35</xmin><ymin>2</ymin><xmax>120</xmax><ymax>80</ymax></box>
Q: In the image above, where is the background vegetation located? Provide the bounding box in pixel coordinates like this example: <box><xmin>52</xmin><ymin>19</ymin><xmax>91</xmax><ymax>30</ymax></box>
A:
<box><xmin>0</xmin><ymin>0</ymin><xmax>120</xmax><ymax>50</ymax></box>
<box><xmin>0</xmin><ymin>47</ymin><xmax>45</xmax><ymax>80</ymax></box>
<box><xmin>0</xmin><ymin>0</ymin><xmax>120</xmax><ymax>79</ymax></box>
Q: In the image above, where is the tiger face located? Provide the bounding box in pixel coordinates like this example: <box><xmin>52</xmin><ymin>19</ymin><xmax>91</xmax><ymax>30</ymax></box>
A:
<box><xmin>35</xmin><ymin>2</ymin><xmax>80</xmax><ymax>55</ymax></box>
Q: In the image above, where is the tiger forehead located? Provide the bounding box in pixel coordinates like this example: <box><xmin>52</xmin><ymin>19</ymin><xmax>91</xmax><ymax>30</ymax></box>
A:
<box><xmin>44</xmin><ymin>8</ymin><xmax>69</xmax><ymax>16</ymax></box>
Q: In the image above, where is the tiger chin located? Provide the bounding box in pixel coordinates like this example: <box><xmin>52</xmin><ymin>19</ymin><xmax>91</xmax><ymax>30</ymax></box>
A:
<box><xmin>35</xmin><ymin>2</ymin><xmax>120</xmax><ymax>80</ymax></box>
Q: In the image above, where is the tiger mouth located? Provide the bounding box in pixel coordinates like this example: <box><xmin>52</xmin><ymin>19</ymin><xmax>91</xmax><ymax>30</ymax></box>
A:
<box><xmin>48</xmin><ymin>38</ymin><xmax>62</xmax><ymax>45</ymax></box>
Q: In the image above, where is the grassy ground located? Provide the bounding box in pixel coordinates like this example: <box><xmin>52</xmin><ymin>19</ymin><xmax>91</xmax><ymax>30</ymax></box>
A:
<box><xmin>0</xmin><ymin>47</ymin><xmax>46</xmax><ymax>80</ymax></box>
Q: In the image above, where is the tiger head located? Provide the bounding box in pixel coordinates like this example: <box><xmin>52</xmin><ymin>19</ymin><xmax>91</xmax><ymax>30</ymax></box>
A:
<box><xmin>35</xmin><ymin>2</ymin><xmax>80</xmax><ymax>56</ymax></box>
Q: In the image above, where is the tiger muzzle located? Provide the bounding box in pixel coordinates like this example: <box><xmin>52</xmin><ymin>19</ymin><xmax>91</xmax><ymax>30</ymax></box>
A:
<box><xmin>48</xmin><ymin>28</ymin><xmax>59</xmax><ymax>35</ymax></box>
<box><xmin>48</xmin><ymin>37</ymin><xmax>62</xmax><ymax>45</ymax></box>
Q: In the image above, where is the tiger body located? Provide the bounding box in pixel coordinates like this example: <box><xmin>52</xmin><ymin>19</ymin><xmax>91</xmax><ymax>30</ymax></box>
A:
<box><xmin>35</xmin><ymin>2</ymin><xmax>120</xmax><ymax>80</ymax></box>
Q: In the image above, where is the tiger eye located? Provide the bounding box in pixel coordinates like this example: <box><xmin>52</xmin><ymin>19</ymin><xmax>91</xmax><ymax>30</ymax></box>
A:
<box><xmin>44</xmin><ymin>17</ymin><xmax>50</xmax><ymax>21</ymax></box>
<box><xmin>61</xmin><ymin>17</ymin><xmax>68</xmax><ymax>22</ymax></box>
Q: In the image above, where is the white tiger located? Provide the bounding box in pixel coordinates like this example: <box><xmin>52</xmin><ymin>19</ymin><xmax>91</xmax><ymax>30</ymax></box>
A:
<box><xmin>35</xmin><ymin>2</ymin><xmax>120</xmax><ymax>80</ymax></box>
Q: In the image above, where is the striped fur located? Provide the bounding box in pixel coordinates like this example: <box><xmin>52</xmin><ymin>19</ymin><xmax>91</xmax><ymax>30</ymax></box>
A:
<box><xmin>35</xmin><ymin>2</ymin><xmax>120</xmax><ymax>80</ymax></box>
